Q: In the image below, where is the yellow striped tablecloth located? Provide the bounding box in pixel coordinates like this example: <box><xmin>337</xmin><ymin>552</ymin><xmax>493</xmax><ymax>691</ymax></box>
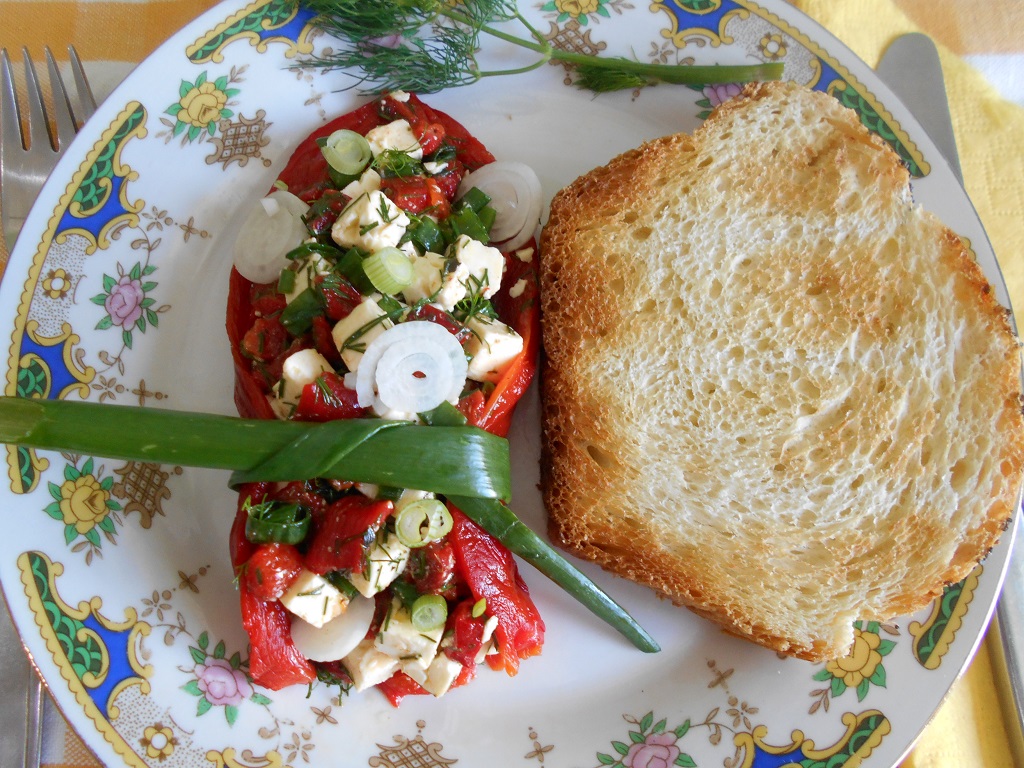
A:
<box><xmin>1</xmin><ymin>0</ymin><xmax>1023</xmax><ymax>765</ymax></box>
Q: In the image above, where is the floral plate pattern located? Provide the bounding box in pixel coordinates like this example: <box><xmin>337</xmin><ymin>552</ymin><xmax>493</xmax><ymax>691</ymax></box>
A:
<box><xmin>0</xmin><ymin>1</ymin><xmax>1013</xmax><ymax>766</ymax></box>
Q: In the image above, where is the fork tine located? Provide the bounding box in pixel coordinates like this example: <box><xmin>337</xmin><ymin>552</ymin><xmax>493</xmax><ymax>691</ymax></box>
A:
<box><xmin>20</xmin><ymin>47</ymin><xmax>55</xmax><ymax>151</ymax></box>
<box><xmin>68</xmin><ymin>46</ymin><xmax>97</xmax><ymax>123</ymax></box>
<box><xmin>44</xmin><ymin>47</ymin><xmax>76</xmax><ymax>153</ymax></box>
<box><xmin>1</xmin><ymin>48</ymin><xmax>24</xmax><ymax>153</ymax></box>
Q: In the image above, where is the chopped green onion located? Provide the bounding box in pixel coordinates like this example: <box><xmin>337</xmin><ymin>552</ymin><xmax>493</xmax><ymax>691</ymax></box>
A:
<box><xmin>389</xmin><ymin>579</ymin><xmax>419</xmax><ymax>608</ymax></box>
<box><xmin>407</xmin><ymin>216</ymin><xmax>444</xmax><ymax>253</ymax></box>
<box><xmin>471</xmin><ymin>597</ymin><xmax>487</xmax><ymax>618</ymax></box>
<box><xmin>277</xmin><ymin>268</ymin><xmax>296</xmax><ymax>295</ymax></box>
<box><xmin>279</xmin><ymin>287</ymin><xmax>322</xmax><ymax>335</ymax></box>
<box><xmin>444</xmin><ymin>206</ymin><xmax>490</xmax><ymax>243</ymax></box>
<box><xmin>363</xmin><ymin>247</ymin><xmax>414</xmax><ymax>294</ymax></box>
<box><xmin>320</xmin><ymin>129</ymin><xmax>373</xmax><ymax>177</ymax></box>
<box><xmin>395</xmin><ymin>499</ymin><xmax>453</xmax><ymax>548</ymax></box>
<box><xmin>244</xmin><ymin>499</ymin><xmax>311</xmax><ymax>544</ymax></box>
<box><xmin>458</xmin><ymin>186</ymin><xmax>491</xmax><ymax>213</ymax></box>
<box><xmin>411</xmin><ymin>594</ymin><xmax>448</xmax><ymax>631</ymax></box>
<box><xmin>337</xmin><ymin>247</ymin><xmax>376</xmax><ymax>295</ymax></box>
<box><xmin>286</xmin><ymin>242</ymin><xmax>341</xmax><ymax>262</ymax></box>
<box><xmin>478</xmin><ymin>205</ymin><xmax>497</xmax><ymax>234</ymax></box>
<box><xmin>323</xmin><ymin>571</ymin><xmax>360</xmax><ymax>599</ymax></box>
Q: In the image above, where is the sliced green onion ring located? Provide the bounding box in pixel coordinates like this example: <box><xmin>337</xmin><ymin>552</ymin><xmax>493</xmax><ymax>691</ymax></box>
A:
<box><xmin>321</xmin><ymin>129</ymin><xmax>373</xmax><ymax>177</ymax></box>
<box><xmin>363</xmin><ymin>247</ymin><xmax>414</xmax><ymax>294</ymax></box>
<box><xmin>244</xmin><ymin>499</ymin><xmax>311</xmax><ymax>544</ymax></box>
<box><xmin>395</xmin><ymin>498</ymin><xmax>453</xmax><ymax>548</ymax></box>
<box><xmin>411</xmin><ymin>594</ymin><xmax>448</xmax><ymax>632</ymax></box>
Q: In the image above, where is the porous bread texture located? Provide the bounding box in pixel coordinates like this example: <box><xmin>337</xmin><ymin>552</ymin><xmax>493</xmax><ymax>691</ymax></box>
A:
<box><xmin>539</xmin><ymin>80</ymin><xmax>1024</xmax><ymax>661</ymax></box>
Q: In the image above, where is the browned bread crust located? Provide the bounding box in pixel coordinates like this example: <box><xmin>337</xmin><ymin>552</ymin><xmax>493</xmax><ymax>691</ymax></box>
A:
<box><xmin>539</xmin><ymin>81</ymin><xmax>1024</xmax><ymax>661</ymax></box>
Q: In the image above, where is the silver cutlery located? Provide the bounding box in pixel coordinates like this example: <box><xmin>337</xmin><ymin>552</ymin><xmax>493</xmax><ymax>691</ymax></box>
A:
<box><xmin>0</xmin><ymin>44</ymin><xmax>96</xmax><ymax>768</ymax></box>
<box><xmin>878</xmin><ymin>32</ymin><xmax>1024</xmax><ymax>759</ymax></box>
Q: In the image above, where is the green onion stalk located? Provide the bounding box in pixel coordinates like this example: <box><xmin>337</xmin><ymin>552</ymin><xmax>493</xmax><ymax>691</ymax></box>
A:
<box><xmin>0</xmin><ymin>396</ymin><xmax>659</xmax><ymax>653</ymax></box>
<box><xmin>299</xmin><ymin>0</ymin><xmax>784</xmax><ymax>94</ymax></box>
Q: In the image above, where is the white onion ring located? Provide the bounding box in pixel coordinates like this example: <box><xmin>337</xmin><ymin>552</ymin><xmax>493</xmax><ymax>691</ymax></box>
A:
<box><xmin>355</xmin><ymin>321</ymin><xmax>468</xmax><ymax>413</ymax></box>
<box><xmin>232</xmin><ymin>190</ymin><xmax>309</xmax><ymax>284</ymax></box>
<box><xmin>457</xmin><ymin>161</ymin><xmax>542</xmax><ymax>252</ymax></box>
<box><xmin>289</xmin><ymin>595</ymin><xmax>375</xmax><ymax>662</ymax></box>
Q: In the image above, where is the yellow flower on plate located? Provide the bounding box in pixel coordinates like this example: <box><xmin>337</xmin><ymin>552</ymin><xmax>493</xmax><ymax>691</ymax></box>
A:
<box><xmin>41</xmin><ymin>268</ymin><xmax>71</xmax><ymax>299</ymax></box>
<box><xmin>178</xmin><ymin>81</ymin><xmax>228</xmax><ymax>128</ymax></box>
<box><xmin>140</xmin><ymin>723</ymin><xmax>177</xmax><ymax>761</ymax></box>
<box><xmin>556</xmin><ymin>0</ymin><xmax>600</xmax><ymax>18</ymax></box>
<box><xmin>759</xmin><ymin>33</ymin><xmax>787</xmax><ymax>60</ymax></box>
<box><xmin>826</xmin><ymin>626</ymin><xmax>883</xmax><ymax>688</ymax></box>
<box><xmin>58</xmin><ymin>474</ymin><xmax>110</xmax><ymax>535</ymax></box>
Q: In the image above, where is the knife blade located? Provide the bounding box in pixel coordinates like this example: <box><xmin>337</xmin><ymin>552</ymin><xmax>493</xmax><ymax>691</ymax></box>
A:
<box><xmin>877</xmin><ymin>33</ymin><xmax>1024</xmax><ymax>757</ymax></box>
<box><xmin>877</xmin><ymin>32</ymin><xmax>963</xmax><ymax>183</ymax></box>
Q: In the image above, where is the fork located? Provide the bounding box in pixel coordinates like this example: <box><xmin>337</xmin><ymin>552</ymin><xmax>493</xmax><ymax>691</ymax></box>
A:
<box><xmin>1</xmin><ymin>46</ymin><xmax>97</xmax><ymax>249</ymax></box>
<box><xmin>0</xmin><ymin>44</ymin><xmax>96</xmax><ymax>768</ymax></box>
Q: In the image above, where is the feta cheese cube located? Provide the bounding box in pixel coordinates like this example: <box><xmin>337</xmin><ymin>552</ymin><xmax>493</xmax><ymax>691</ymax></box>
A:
<box><xmin>401</xmin><ymin>251</ymin><xmax>446</xmax><ymax>306</ymax></box>
<box><xmin>331</xmin><ymin>191</ymin><xmax>410</xmax><ymax>252</ymax></box>
<box><xmin>279</xmin><ymin>569</ymin><xmax>348</xmax><ymax>628</ymax></box>
<box><xmin>343</xmin><ymin>638</ymin><xmax>399</xmax><ymax>691</ymax></box>
<box><xmin>375</xmin><ymin>599</ymin><xmax>444</xmax><ymax>671</ymax></box>
<box><xmin>365</xmin><ymin>119</ymin><xmax>423</xmax><ymax>160</ymax></box>
<box><xmin>447</xmin><ymin>234</ymin><xmax>505</xmax><ymax>301</ymax></box>
<box><xmin>331</xmin><ymin>296</ymin><xmax>393</xmax><ymax>372</ymax></box>
<box><xmin>340</xmin><ymin>168</ymin><xmax>381</xmax><ymax>200</ymax></box>
<box><xmin>464</xmin><ymin>315</ymin><xmax>525</xmax><ymax>382</ymax></box>
<box><xmin>270</xmin><ymin>348</ymin><xmax>334</xmax><ymax>419</ymax></box>
<box><xmin>423</xmin><ymin>160</ymin><xmax>448</xmax><ymax>175</ymax></box>
<box><xmin>421</xmin><ymin>653</ymin><xmax>465</xmax><ymax>697</ymax></box>
<box><xmin>348</xmin><ymin>533</ymin><xmax>411</xmax><ymax>598</ymax></box>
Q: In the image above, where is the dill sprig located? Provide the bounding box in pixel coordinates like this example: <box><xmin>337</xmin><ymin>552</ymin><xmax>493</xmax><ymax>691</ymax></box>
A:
<box><xmin>299</xmin><ymin>0</ymin><xmax>784</xmax><ymax>94</ymax></box>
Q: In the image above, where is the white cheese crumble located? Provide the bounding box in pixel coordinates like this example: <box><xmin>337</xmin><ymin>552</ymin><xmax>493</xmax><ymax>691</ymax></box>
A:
<box><xmin>331</xmin><ymin>296</ymin><xmax>393</xmax><ymax>372</ymax></box>
<box><xmin>348</xmin><ymin>532</ymin><xmax>411</xmax><ymax>598</ymax></box>
<box><xmin>279</xmin><ymin>569</ymin><xmax>348</xmax><ymax>628</ymax></box>
<box><xmin>508</xmin><ymin>278</ymin><xmax>528</xmax><ymax>299</ymax></box>
<box><xmin>331</xmin><ymin>190</ymin><xmax>410</xmax><ymax>253</ymax></box>
<box><xmin>364</xmin><ymin>119</ymin><xmax>423</xmax><ymax>160</ymax></box>
<box><xmin>464</xmin><ymin>315</ymin><xmax>524</xmax><ymax>383</ymax></box>
<box><xmin>340</xmin><ymin>168</ymin><xmax>381</xmax><ymax>200</ymax></box>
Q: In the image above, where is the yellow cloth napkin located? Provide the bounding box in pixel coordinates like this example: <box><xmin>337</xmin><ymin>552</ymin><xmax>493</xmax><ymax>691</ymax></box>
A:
<box><xmin>792</xmin><ymin>3</ymin><xmax>1024</xmax><ymax>766</ymax></box>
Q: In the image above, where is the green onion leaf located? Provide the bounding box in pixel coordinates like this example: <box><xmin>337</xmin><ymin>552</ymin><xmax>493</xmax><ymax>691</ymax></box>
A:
<box><xmin>0</xmin><ymin>398</ymin><xmax>511</xmax><ymax>501</ymax></box>
<box><xmin>449</xmin><ymin>494</ymin><xmax>660</xmax><ymax>653</ymax></box>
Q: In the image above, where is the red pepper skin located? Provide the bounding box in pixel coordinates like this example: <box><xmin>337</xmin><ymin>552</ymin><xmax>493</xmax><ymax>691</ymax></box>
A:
<box><xmin>292</xmin><ymin>371</ymin><xmax>368</xmax><ymax>423</ymax></box>
<box><xmin>476</xmin><ymin>240</ymin><xmax>541</xmax><ymax>437</ymax></box>
<box><xmin>239</xmin><ymin>583</ymin><xmax>317</xmax><ymax>690</ymax></box>
<box><xmin>447</xmin><ymin>506</ymin><xmax>545</xmax><ymax>675</ymax></box>
<box><xmin>304</xmin><ymin>496</ymin><xmax>394</xmax><ymax>574</ymax></box>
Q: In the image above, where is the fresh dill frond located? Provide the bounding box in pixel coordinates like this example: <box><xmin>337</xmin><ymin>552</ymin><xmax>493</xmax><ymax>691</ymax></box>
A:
<box><xmin>299</xmin><ymin>0</ymin><xmax>785</xmax><ymax>94</ymax></box>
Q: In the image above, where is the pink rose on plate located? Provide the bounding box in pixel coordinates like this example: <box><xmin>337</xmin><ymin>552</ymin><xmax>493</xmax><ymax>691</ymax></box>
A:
<box><xmin>703</xmin><ymin>82</ymin><xmax>743</xmax><ymax>107</ymax></box>
<box><xmin>195</xmin><ymin>657</ymin><xmax>253</xmax><ymax>707</ymax></box>
<box><xmin>104</xmin><ymin>275</ymin><xmax>145</xmax><ymax>329</ymax></box>
<box><xmin>625</xmin><ymin>732</ymin><xmax>681</xmax><ymax>768</ymax></box>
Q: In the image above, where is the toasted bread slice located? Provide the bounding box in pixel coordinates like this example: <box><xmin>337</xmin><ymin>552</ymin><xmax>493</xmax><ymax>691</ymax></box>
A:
<box><xmin>539</xmin><ymin>81</ymin><xmax>1024</xmax><ymax>661</ymax></box>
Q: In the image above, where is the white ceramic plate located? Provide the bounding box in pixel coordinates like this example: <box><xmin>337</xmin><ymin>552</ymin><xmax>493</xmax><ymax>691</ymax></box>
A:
<box><xmin>0</xmin><ymin>1</ymin><xmax>1013</xmax><ymax>766</ymax></box>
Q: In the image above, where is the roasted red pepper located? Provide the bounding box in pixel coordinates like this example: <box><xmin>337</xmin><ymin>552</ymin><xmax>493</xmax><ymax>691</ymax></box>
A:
<box><xmin>304</xmin><ymin>496</ymin><xmax>394</xmax><ymax>575</ymax></box>
<box><xmin>448</xmin><ymin>506</ymin><xmax>544</xmax><ymax>675</ymax></box>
